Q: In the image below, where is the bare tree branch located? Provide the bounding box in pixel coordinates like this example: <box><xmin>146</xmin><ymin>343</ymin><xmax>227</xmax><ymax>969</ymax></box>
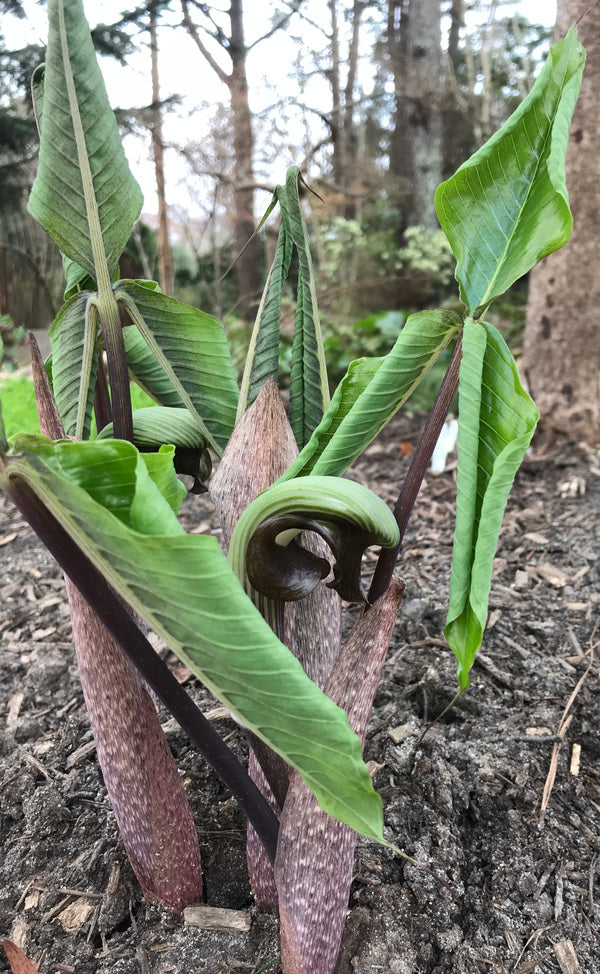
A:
<box><xmin>186</xmin><ymin>0</ymin><xmax>230</xmax><ymax>49</ymax></box>
<box><xmin>247</xmin><ymin>0</ymin><xmax>304</xmax><ymax>52</ymax></box>
<box><xmin>181</xmin><ymin>0</ymin><xmax>231</xmax><ymax>85</ymax></box>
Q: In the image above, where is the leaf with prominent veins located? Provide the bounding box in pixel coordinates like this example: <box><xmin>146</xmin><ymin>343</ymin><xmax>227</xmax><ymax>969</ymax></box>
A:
<box><xmin>48</xmin><ymin>291</ymin><xmax>100</xmax><ymax>440</ymax></box>
<box><xmin>239</xmin><ymin>167</ymin><xmax>329</xmax><ymax>449</ymax></box>
<box><xmin>117</xmin><ymin>283</ymin><xmax>239</xmax><ymax>456</ymax></box>
<box><xmin>445</xmin><ymin>319</ymin><xmax>538</xmax><ymax>689</ymax></box>
<box><xmin>281</xmin><ymin>310</ymin><xmax>462</xmax><ymax>481</ymax></box>
<box><xmin>28</xmin><ymin>0</ymin><xmax>142</xmax><ymax>290</ymax></box>
<box><xmin>0</xmin><ymin>437</ymin><xmax>388</xmax><ymax>845</ymax></box>
<box><xmin>435</xmin><ymin>28</ymin><xmax>584</xmax><ymax>315</ymax></box>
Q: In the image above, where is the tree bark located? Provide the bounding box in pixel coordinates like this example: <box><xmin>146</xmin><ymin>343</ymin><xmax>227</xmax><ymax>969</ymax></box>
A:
<box><xmin>181</xmin><ymin>0</ymin><xmax>262</xmax><ymax>319</ymax></box>
<box><xmin>229</xmin><ymin>0</ymin><xmax>261</xmax><ymax>318</ymax></box>
<box><xmin>389</xmin><ymin>0</ymin><xmax>443</xmax><ymax>229</ymax></box>
<box><xmin>523</xmin><ymin>1</ymin><xmax>600</xmax><ymax>446</ymax></box>
<box><xmin>150</xmin><ymin>6</ymin><xmax>174</xmax><ymax>295</ymax></box>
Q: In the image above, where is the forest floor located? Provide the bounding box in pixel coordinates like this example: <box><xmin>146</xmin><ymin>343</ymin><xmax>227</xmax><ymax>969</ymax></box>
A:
<box><xmin>1</xmin><ymin>410</ymin><xmax>599</xmax><ymax>974</ymax></box>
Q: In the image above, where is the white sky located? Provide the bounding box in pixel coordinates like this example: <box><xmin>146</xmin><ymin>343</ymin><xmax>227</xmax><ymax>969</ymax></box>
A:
<box><xmin>3</xmin><ymin>1</ymin><xmax>558</xmax><ymax>220</ymax></box>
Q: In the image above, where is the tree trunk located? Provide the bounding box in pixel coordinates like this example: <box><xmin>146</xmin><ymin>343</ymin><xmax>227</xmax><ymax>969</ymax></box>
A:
<box><xmin>523</xmin><ymin>2</ymin><xmax>600</xmax><ymax>446</ymax></box>
<box><xmin>181</xmin><ymin>0</ymin><xmax>262</xmax><ymax>319</ymax></box>
<box><xmin>328</xmin><ymin>0</ymin><xmax>344</xmax><ymax>189</ymax></box>
<box><xmin>229</xmin><ymin>0</ymin><xmax>260</xmax><ymax>318</ymax></box>
<box><xmin>150</xmin><ymin>7</ymin><xmax>174</xmax><ymax>295</ymax></box>
<box><xmin>390</xmin><ymin>0</ymin><xmax>443</xmax><ymax>229</ymax></box>
<box><xmin>341</xmin><ymin>0</ymin><xmax>363</xmax><ymax>219</ymax></box>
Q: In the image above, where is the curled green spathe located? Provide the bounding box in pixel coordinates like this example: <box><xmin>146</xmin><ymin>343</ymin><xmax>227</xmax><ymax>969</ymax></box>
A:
<box><xmin>229</xmin><ymin>475</ymin><xmax>400</xmax><ymax>604</ymax></box>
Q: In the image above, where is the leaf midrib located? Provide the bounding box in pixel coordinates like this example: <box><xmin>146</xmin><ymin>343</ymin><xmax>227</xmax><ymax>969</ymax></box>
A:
<box><xmin>58</xmin><ymin>0</ymin><xmax>110</xmax><ymax>298</ymax></box>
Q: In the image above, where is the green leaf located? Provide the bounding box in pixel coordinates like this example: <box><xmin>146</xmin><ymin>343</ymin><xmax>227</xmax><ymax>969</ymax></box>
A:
<box><xmin>63</xmin><ymin>256</ymin><xmax>97</xmax><ymax>301</ymax></box>
<box><xmin>0</xmin><ymin>437</ymin><xmax>385</xmax><ymax>844</ymax></box>
<box><xmin>48</xmin><ymin>291</ymin><xmax>99</xmax><ymax>439</ymax></box>
<box><xmin>238</xmin><ymin>167</ymin><xmax>329</xmax><ymax>448</ymax></box>
<box><xmin>96</xmin><ymin>406</ymin><xmax>208</xmax><ymax>450</ymax></box>
<box><xmin>28</xmin><ymin>0</ymin><xmax>143</xmax><ymax>283</ymax></box>
<box><xmin>122</xmin><ymin>326</ymin><xmax>185</xmax><ymax>408</ymax></box>
<box><xmin>284</xmin><ymin>169</ymin><xmax>329</xmax><ymax>448</ymax></box>
<box><xmin>281</xmin><ymin>310</ymin><xmax>462</xmax><ymax>480</ymax></box>
<box><xmin>435</xmin><ymin>28</ymin><xmax>585</xmax><ymax>315</ymax></box>
<box><xmin>115</xmin><ymin>281</ymin><xmax>239</xmax><ymax>455</ymax></box>
<box><xmin>445</xmin><ymin>319</ymin><xmax>539</xmax><ymax>690</ymax></box>
<box><xmin>238</xmin><ymin>212</ymin><xmax>294</xmax><ymax>414</ymax></box>
<box><xmin>139</xmin><ymin>445</ymin><xmax>187</xmax><ymax>516</ymax></box>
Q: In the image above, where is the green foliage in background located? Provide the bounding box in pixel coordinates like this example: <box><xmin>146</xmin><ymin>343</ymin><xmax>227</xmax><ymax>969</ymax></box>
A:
<box><xmin>0</xmin><ymin>374</ymin><xmax>155</xmax><ymax>440</ymax></box>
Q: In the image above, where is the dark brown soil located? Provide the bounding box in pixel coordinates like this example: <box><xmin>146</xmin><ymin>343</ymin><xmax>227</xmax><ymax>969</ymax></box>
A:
<box><xmin>1</xmin><ymin>412</ymin><xmax>600</xmax><ymax>974</ymax></box>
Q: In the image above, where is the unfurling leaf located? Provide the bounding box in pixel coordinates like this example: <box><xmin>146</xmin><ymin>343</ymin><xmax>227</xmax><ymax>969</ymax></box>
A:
<box><xmin>239</xmin><ymin>166</ymin><xmax>329</xmax><ymax>449</ymax></box>
<box><xmin>97</xmin><ymin>405</ymin><xmax>212</xmax><ymax>491</ymax></box>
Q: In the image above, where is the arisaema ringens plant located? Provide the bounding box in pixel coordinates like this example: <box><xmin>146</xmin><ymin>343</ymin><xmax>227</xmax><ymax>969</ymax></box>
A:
<box><xmin>0</xmin><ymin>0</ymin><xmax>585</xmax><ymax>969</ymax></box>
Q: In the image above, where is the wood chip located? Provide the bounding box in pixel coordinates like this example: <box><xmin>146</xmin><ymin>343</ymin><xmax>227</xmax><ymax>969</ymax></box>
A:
<box><xmin>557</xmin><ymin>477</ymin><xmax>586</xmax><ymax>497</ymax></box>
<box><xmin>541</xmin><ymin>653</ymin><xmax>594</xmax><ymax>812</ymax></box>
<box><xmin>0</xmin><ymin>531</ymin><xmax>18</xmax><ymax>546</ymax></box>
<box><xmin>170</xmin><ymin>665</ymin><xmax>192</xmax><ymax>684</ymax></box>
<box><xmin>31</xmin><ymin>627</ymin><xmax>56</xmax><ymax>641</ymax></box>
<box><xmin>534</xmin><ymin>563</ymin><xmax>569</xmax><ymax>587</ymax></box>
<box><xmin>487</xmin><ymin>609</ymin><xmax>502</xmax><ymax>629</ymax></box>
<box><xmin>571</xmin><ymin>566</ymin><xmax>590</xmax><ymax>583</ymax></box>
<box><xmin>204</xmin><ymin>706</ymin><xmax>232</xmax><ymax>722</ymax></box>
<box><xmin>9</xmin><ymin>917</ymin><xmax>29</xmax><ymax>950</ymax></box>
<box><xmin>570</xmin><ymin>743</ymin><xmax>581</xmax><ymax>776</ymax></box>
<box><xmin>65</xmin><ymin>740</ymin><xmax>96</xmax><ymax>769</ymax></box>
<box><xmin>388</xmin><ymin>722</ymin><xmax>413</xmax><ymax>743</ymax></box>
<box><xmin>183</xmin><ymin>905</ymin><xmax>250</xmax><ymax>933</ymax></box>
<box><xmin>58</xmin><ymin>898</ymin><xmax>95</xmax><ymax>933</ymax></box>
<box><xmin>554</xmin><ymin>939</ymin><xmax>582</xmax><ymax>974</ymax></box>
<box><xmin>6</xmin><ymin>692</ymin><xmax>24</xmax><ymax>733</ymax></box>
<box><xmin>514</xmin><ymin>569</ymin><xmax>530</xmax><ymax>589</ymax></box>
<box><xmin>523</xmin><ymin>532</ymin><xmax>548</xmax><ymax>545</ymax></box>
<box><xmin>17</xmin><ymin>746</ymin><xmax>51</xmax><ymax>780</ymax></box>
<box><xmin>105</xmin><ymin>862</ymin><xmax>121</xmax><ymax>896</ymax></box>
<box><xmin>23</xmin><ymin>889</ymin><xmax>41</xmax><ymax>911</ymax></box>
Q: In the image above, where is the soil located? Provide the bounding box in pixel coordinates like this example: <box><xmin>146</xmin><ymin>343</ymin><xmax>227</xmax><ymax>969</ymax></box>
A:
<box><xmin>1</xmin><ymin>411</ymin><xmax>600</xmax><ymax>974</ymax></box>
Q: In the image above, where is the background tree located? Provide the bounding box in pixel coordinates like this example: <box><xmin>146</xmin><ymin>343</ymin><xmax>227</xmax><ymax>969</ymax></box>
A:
<box><xmin>0</xmin><ymin>1</ymin><xmax>62</xmax><ymax>328</ymax></box>
<box><xmin>387</xmin><ymin>0</ymin><xmax>443</xmax><ymax>230</ymax></box>
<box><xmin>180</xmin><ymin>0</ymin><xmax>303</xmax><ymax>317</ymax></box>
<box><xmin>319</xmin><ymin>0</ymin><xmax>367</xmax><ymax>218</ymax></box>
<box><xmin>523</xmin><ymin>0</ymin><xmax>599</xmax><ymax>446</ymax></box>
<box><xmin>149</xmin><ymin>1</ymin><xmax>174</xmax><ymax>293</ymax></box>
